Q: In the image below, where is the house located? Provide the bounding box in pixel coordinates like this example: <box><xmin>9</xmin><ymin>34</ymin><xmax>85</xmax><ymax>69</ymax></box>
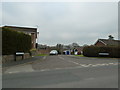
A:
<box><xmin>62</xmin><ymin>43</ymin><xmax>83</xmax><ymax>55</ymax></box>
<box><xmin>63</xmin><ymin>50</ymin><xmax>71</xmax><ymax>55</ymax></box>
<box><xmin>2</xmin><ymin>25</ymin><xmax>37</xmax><ymax>49</ymax></box>
<box><xmin>94</xmin><ymin>35</ymin><xmax>120</xmax><ymax>46</ymax></box>
<box><xmin>37</xmin><ymin>44</ymin><xmax>51</xmax><ymax>54</ymax></box>
<box><xmin>38</xmin><ymin>44</ymin><xmax>49</xmax><ymax>49</ymax></box>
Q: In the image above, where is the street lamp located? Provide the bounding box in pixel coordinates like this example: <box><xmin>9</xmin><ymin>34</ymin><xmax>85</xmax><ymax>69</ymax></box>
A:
<box><xmin>36</xmin><ymin>25</ymin><xmax>40</xmax><ymax>44</ymax></box>
<box><xmin>37</xmin><ymin>32</ymin><xmax>39</xmax><ymax>43</ymax></box>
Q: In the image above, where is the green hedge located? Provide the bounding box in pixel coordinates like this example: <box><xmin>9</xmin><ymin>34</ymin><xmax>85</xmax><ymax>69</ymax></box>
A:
<box><xmin>2</xmin><ymin>27</ymin><xmax>31</xmax><ymax>55</ymax></box>
<box><xmin>83</xmin><ymin>45</ymin><xmax>120</xmax><ymax>58</ymax></box>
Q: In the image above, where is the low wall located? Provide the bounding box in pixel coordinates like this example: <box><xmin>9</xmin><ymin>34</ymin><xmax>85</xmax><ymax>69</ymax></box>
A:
<box><xmin>38</xmin><ymin>49</ymin><xmax>51</xmax><ymax>54</ymax></box>
<box><xmin>2</xmin><ymin>53</ymin><xmax>31</xmax><ymax>63</ymax></box>
<box><xmin>24</xmin><ymin>53</ymin><xmax>30</xmax><ymax>59</ymax></box>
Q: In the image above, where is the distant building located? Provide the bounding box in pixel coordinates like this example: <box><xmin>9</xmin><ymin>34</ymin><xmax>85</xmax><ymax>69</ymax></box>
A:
<box><xmin>38</xmin><ymin>44</ymin><xmax>49</xmax><ymax>49</ymax></box>
<box><xmin>70</xmin><ymin>43</ymin><xmax>80</xmax><ymax>48</ymax></box>
<box><xmin>56</xmin><ymin>44</ymin><xmax>64</xmax><ymax>54</ymax></box>
<box><xmin>94</xmin><ymin>35</ymin><xmax>120</xmax><ymax>46</ymax></box>
<box><xmin>37</xmin><ymin>44</ymin><xmax>51</xmax><ymax>54</ymax></box>
<box><xmin>2</xmin><ymin>25</ymin><xmax>37</xmax><ymax>49</ymax></box>
<box><xmin>63</xmin><ymin>45</ymin><xmax>70</xmax><ymax>50</ymax></box>
<box><xmin>47</xmin><ymin>43</ymin><xmax>83</xmax><ymax>55</ymax></box>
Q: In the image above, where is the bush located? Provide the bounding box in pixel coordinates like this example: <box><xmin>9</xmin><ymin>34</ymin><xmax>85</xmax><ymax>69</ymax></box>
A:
<box><xmin>2</xmin><ymin>27</ymin><xmax>31</xmax><ymax>55</ymax></box>
<box><xmin>109</xmin><ymin>46</ymin><xmax>120</xmax><ymax>58</ymax></box>
<box><xmin>83</xmin><ymin>45</ymin><xmax>120</xmax><ymax>58</ymax></box>
<box><xmin>30</xmin><ymin>49</ymin><xmax>37</xmax><ymax>56</ymax></box>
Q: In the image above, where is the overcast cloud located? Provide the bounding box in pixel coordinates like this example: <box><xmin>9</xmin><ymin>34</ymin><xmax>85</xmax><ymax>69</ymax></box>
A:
<box><xmin>2</xmin><ymin>2</ymin><xmax>118</xmax><ymax>46</ymax></box>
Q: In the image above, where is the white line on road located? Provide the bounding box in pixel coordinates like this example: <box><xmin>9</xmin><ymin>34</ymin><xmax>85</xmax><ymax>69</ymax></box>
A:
<box><xmin>3</xmin><ymin>64</ymin><xmax>34</xmax><ymax>74</ymax></box>
<box><xmin>40</xmin><ymin>69</ymin><xmax>50</xmax><ymax>71</ymax></box>
<box><xmin>5</xmin><ymin>55</ymin><xmax>118</xmax><ymax>74</ymax></box>
<box><xmin>32</xmin><ymin>62</ymin><xmax>118</xmax><ymax>72</ymax></box>
<box><xmin>59</xmin><ymin>56</ymin><xmax>81</xmax><ymax>65</ymax></box>
<box><xmin>59</xmin><ymin>56</ymin><xmax>65</xmax><ymax>60</ymax></box>
<box><xmin>43</xmin><ymin>56</ymin><xmax>46</xmax><ymax>60</ymax></box>
<box><xmin>109</xmin><ymin>63</ymin><xmax>114</xmax><ymax>65</ymax></box>
<box><xmin>66</xmin><ymin>60</ymin><xmax>80</xmax><ymax>65</ymax></box>
<box><xmin>113</xmin><ymin>63</ymin><xmax>118</xmax><ymax>65</ymax></box>
<box><xmin>80</xmin><ymin>64</ymin><xmax>92</xmax><ymax>67</ymax></box>
<box><xmin>58</xmin><ymin>56</ymin><xmax>118</xmax><ymax>67</ymax></box>
<box><xmin>5</xmin><ymin>69</ymin><xmax>35</xmax><ymax>74</ymax></box>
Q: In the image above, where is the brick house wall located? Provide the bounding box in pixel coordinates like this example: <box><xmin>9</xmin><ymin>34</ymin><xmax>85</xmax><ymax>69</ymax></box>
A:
<box><xmin>3</xmin><ymin>26</ymin><xmax>37</xmax><ymax>49</ymax></box>
<box><xmin>95</xmin><ymin>41</ymin><xmax>106</xmax><ymax>46</ymax></box>
<box><xmin>31</xmin><ymin>33</ymin><xmax>36</xmax><ymax>49</ymax></box>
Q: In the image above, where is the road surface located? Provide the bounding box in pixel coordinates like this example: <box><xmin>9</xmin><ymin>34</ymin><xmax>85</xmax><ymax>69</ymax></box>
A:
<box><xmin>2</xmin><ymin>55</ymin><xmax>118</xmax><ymax>88</ymax></box>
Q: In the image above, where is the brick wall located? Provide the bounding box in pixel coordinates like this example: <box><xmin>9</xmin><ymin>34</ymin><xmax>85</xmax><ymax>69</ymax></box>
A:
<box><xmin>2</xmin><ymin>55</ymin><xmax>14</xmax><ymax>63</ymax></box>
<box><xmin>31</xmin><ymin>33</ymin><xmax>36</xmax><ymax>49</ymax></box>
<box><xmin>95</xmin><ymin>41</ymin><xmax>105</xmax><ymax>46</ymax></box>
<box><xmin>2</xmin><ymin>53</ymin><xmax>31</xmax><ymax>63</ymax></box>
<box><xmin>38</xmin><ymin>49</ymin><xmax>51</xmax><ymax>54</ymax></box>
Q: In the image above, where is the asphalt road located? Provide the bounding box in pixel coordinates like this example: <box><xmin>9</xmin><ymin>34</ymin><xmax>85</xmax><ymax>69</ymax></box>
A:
<box><xmin>2</xmin><ymin>55</ymin><xmax>118</xmax><ymax>88</ymax></box>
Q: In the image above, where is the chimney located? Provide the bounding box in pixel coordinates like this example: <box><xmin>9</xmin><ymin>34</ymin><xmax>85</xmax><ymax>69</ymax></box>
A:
<box><xmin>108</xmin><ymin>35</ymin><xmax>114</xmax><ymax>40</ymax></box>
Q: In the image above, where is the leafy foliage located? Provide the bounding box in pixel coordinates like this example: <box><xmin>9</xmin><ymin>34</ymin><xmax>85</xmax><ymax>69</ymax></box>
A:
<box><xmin>2</xmin><ymin>27</ymin><xmax>31</xmax><ymax>55</ymax></box>
<box><xmin>83</xmin><ymin>45</ymin><xmax>120</xmax><ymax>58</ymax></box>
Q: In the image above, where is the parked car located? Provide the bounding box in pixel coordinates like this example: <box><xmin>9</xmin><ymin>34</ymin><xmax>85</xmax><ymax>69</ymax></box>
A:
<box><xmin>49</xmin><ymin>50</ymin><xmax>58</xmax><ymax>55</ymax></box>
<box><xmin>74</xmin><ymin>52</ymin><xmax>78</xmax><ymax>55</ymax></box>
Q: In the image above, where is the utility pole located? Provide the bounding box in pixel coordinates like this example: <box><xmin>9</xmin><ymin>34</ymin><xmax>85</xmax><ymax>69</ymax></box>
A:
<box><xmin>36</xmin><ymin>25</ymin><xmax>39</xmax><ymax>44</ymax></box>
<box><xmin>35</xmin><ymin>25</ymin><xmax>39</xmax><ymax>49</ymax></box>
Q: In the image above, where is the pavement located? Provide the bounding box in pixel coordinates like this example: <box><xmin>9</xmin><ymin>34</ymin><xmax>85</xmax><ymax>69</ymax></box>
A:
<box><xmin>2</xmin><ymin>55</ymin><xmax>119</xmax><ymax>88</ymax></box>
<box><xmin>2</xmin><ymin>56</ymin><xmax>44</xmax><ymax>74</ymax></box>
<box><xmin>3</xmin><ymin>56</ymin><xmax>44</xmax><ymax>68</ymax></box>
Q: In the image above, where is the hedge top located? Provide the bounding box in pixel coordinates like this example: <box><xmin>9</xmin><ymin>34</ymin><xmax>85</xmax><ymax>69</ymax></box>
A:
<box><xmin>2</xmin><ymin>27</ymin><xmax>32</xmax><ymax>55</ymax></box>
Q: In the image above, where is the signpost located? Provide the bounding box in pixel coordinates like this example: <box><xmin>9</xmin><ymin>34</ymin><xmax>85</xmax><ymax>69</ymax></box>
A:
<box><xmin>15</xmin><ymin>52</ymin><xmax>24</xmax><ymax>61</ymax></box>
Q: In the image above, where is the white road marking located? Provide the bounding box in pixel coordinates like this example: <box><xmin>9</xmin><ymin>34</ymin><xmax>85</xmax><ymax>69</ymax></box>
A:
<box><xmin>92</xmin><ymin>65</ymin><xmax>99</xmax><ymax>67</ymax></box>
<box><xmin>104</xmin><ymin>64</ymin><xmax>109</xmax><ymax>66</ymax></box>
<box><xmin>59</xmin><ymin>56</ymin><xmax>81</xmax><ymax>65</ymax></box>
<box><xmin>59</xmin><ymin>56</ymin><xmax>118</xmax><ymax>67</ymax></box>
<box><xmin>109</xmin><ymin>63</ymin><xmax>114</xmax><ymax>64</ymax></box>
<box><xmin>4</xmin><ymin>64</ymin><xmax>34</xmax><ymax>74</ymax></box>
<box><xmin>34</xmin><ymin>62</ymin><xmax>118</xmax><ymax>72</ymax></box>
<box><xmin>81</xmin><ymin>65</ymin><xmax>90</xmax><ymax>67</ymax></box>
<box><xmin>4</xmin><ymin>55</ymin><xmax>118</xmax><ymax>74</ymax></box>
<box><xmin>94</xmin><ymin>64</ymin><xmax>105</xmax><ymax>66</ymax></box>
<box><xmin>40</xmin><ymin>69</ymin><xmax>50</xmax><ymax>71</ymax></box>
<box><xmin>66</xmin><ymin>60</ymin><xmax>80</xmax><ymax>65</ymax></box>
<box><xmin>7</xmin><ymin>69</ymin><xmax>35</xmax><ymax>74</ymax></box>
<box><xmin>8</xmin><ymin>71</ymin><xmax>19</xmax><ymax>74</ymax></box>
<box><xmin>59</xmin><ymin>56</ymin><xmax>65</xmax><ymax>60</ymax></box>
<box><xmin>17</xmin><ymin>62</ymin><xmax>117</xmax><ymax>73</ymax></box>
<box><xmin>113</xmin><ymin>63</ymin><xmax>118</xmax><ymax>65</ymax></box>
<box><xmin>43</xmin><ymin>56</ymin><xmax>46</xmax><ymax>60</ymax></box>
<box><xmin>80</xmin><ymin>64</ymin><xmax>93</xmax><ymax>67</ymax></box>
<box><xmin>85</xmin><ymin>78</ymin><xmax>95</xmax><ymax>80</ymax></box>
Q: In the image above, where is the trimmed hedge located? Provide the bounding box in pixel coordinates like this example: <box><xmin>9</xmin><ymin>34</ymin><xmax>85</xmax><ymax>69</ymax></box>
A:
<box><xmin>2</xmin><ymin>27</ymin><xmax>31</xmax><ymax>55</ymax></box>
<box><xmin>83</xmin><ymin>45</ymin><xmax>120</xmax><ymax>58</ymax></box>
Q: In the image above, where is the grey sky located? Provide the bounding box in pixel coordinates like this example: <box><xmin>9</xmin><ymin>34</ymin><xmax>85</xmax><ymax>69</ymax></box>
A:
<box><xmin>2</xmin><ymin>2</ymin><xmax>118</xmax><ymax>46</ymax></box>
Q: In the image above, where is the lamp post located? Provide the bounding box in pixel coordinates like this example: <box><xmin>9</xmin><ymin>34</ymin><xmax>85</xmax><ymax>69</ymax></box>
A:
<box><xmin>35</xmin><ymin>25</ymin><xmax>39</xmax><ymax>49</ymax></box>
<box><xmin>37</xmin><ymin>32</ymin><xmax>39</xmax><ymax>43</ymax></box>
<box><xmin>36</xmin><ymin>25</ymin><xmax>40</xmax><ymax>44</ymax></box>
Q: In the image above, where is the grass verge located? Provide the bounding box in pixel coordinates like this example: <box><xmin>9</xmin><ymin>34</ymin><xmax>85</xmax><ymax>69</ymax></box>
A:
<box><xmin>75</xmin><ymin>55</ymin><xmax>117</xmax><ymax>59</ymax></box>
<box><xmin>35</xmin><ymin>54</ymin><xmax>48</xmax><ymax>56</ymax></box>
<box><xmin>75</xmin><ymin>55</ymin><xmax>84</xmax><ymax>57</ymax></box>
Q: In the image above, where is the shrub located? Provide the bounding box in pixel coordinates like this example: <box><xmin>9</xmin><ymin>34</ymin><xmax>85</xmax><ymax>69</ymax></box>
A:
<box><xmin>2</xmin><ymin>27</ymin><xmax>31</xmax><ymax>55</ymax></box>
<box><xmin>83</xmin><ymin>45</ymin><xmax>120</xmax><ymax>58</ymax></box>
<box><xmin>83</xmin><ymin>46</ymin><xmax>99</xmax><ymax>57</ymax></box>
<box><xmin>109</xmin><ymin>46</ymin><xmax>120</xmax><ymax>58</ymax></box>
